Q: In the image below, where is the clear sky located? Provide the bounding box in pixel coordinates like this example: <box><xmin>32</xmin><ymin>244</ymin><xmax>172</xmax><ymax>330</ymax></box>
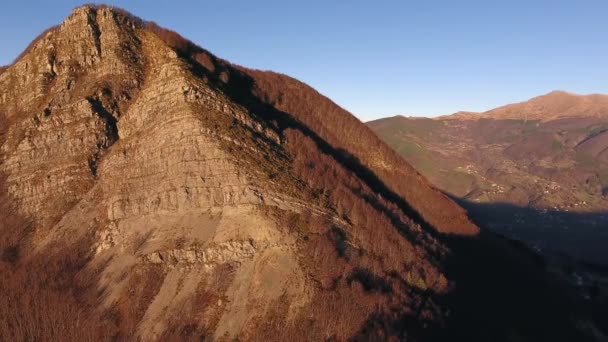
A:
<box><xmin>1</xmin><ymin>1</ymin><xmax>607</xmax><ymax>120</ymax></box>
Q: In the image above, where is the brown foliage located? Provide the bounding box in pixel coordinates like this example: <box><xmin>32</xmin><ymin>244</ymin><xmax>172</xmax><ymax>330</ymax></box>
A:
<box><xmin>248</xmin><ymin>128</ymin><xmax>447</xmax><ymax>339</ymax></box>
<box><xmin>144</xmin><ymin>21</ymin><xmax>224</xmax><ymax>75</ymax></box>
<box><xmin>242</xmin><ymin>68</ymin><xmax>477</xmax><ymax>236</ymax></box>
<box><xmin>141</xmin><ymin>16</ymin><xmax>477</xmax><ymax>236</ymax></box>
<box><xmin>139</xmin><ymin>19</ymin><xmax>458</xmax><ymax>338</ymax></box>
<box><xmin>0</xmin><ymin>175</ymin><xmax>114</xmax><ymax>341</ymax></box>
<box><xmin>145</xmin><ymin>22</ymin><xmax>200</xmax><ymax>57</ymax></box>
<box><xmin>111</xmin><ymin>265</ymin><xmax>165</xmax><ymax>337</ymax></box>
<box><xmin>0</xmin><ymin>246</ymin><xmax>113</xmax><ymax>341</ymax></box>
<box><xmin>0</xmin><ymin>195</ymin><xmax>114</xmax><ymax>341</ymax></box>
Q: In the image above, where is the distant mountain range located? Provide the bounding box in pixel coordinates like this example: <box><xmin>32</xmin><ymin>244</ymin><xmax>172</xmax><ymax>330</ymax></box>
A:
<box><xmin>444</xmin><ymin>91</ymin><xmax>608</xmax><ymax>121</ymax></box>
<box><xmin>369</xmin><ymin>91</ymin><xmax>608</xmax><ymax>265</ymax></box>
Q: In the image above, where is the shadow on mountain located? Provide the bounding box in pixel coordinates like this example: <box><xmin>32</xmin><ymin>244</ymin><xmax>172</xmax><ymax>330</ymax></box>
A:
<box><xmin>156</xmin><ymin>34</ymin><xmax>452</xmax><ymax>257</ymax></box>
<box><xmin>452</xmin><ymin>197</ymin><xmax>608</xmax><ymax>266</ymax></box>
<box><xmin>222</xmin><ymin>71</ymin><xmax>607</xmax><ymax>338</ymax></box>
<box><xmin>425</xmin><ymin>197</ymin><xmax>608</xmax><ymax>340</ymax></box>
<box><xmin>434</xmin><ymin>229</ymin><xmax>601</xmax><ymax>341</ymax></box>
<box><xmin>182</xmin><ymin>47</ymin><xmax>605</xmax><ymax>341</ymax></box>
<box><xmin>353</xmin><ymin>220</ymin><xmax>606</xmax><ymax>341</ymax></box>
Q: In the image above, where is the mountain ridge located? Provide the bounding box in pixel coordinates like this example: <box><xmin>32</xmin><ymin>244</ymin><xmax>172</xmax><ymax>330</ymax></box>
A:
<box><xmin>436</xmin><ymin>90</ymin><xmax>608</xmax><ymax>121</ymax></box>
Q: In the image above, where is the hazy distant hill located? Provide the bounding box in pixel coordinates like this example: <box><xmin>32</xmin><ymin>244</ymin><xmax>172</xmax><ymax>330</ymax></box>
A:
<box><xmin>369</xmin><ymin>92</ymin><xmax>608</xmax><ymax>265</ymax></box>
<box><xmin>444</xmin><ymin>91</ymin><xmax>608</xmax><ymax>121</ymax></box>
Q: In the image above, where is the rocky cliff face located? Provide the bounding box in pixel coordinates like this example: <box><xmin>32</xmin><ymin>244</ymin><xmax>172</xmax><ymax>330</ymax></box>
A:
<box><xmin>1</xmin><ymin>7</ymin><xmax>319</xmax><ymax>340</ymax></box>
<box><xmin>0</xmin><ymin>5</ymin><xmax>599</xmax><ymax>342</ymax></box>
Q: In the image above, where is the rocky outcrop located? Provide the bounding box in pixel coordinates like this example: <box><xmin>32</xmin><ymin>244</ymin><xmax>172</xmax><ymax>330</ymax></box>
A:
<box><xmin>0</xmin><ymin>6</ymin><xmax>313</xmax><ymax>339</ymax></box>
<box><xmin>0</xmin><ymin>6</ymin><xmax>143</xmax><ymax>229</ymax></box>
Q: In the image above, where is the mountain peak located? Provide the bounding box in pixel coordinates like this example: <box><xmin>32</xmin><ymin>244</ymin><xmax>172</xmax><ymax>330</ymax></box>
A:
<box><xmin>6</xmin><ymin>4</ymin><xmax>143</xmax><ymax>67</ymax></box>
<box><xmin>0</xmin><ymin>6</ymin><xmax>478</xmax><ymax>339</ymax></box>
<box><xmin>440</xmin><ymin>90</ymin><xmax>608</xmax><ymax>120</ymax></box>
<box><xmin>545</xmin><ymin>89</ymin><xmax>576</xmax><ymax>96</ymax></box>
<box><xmin>491</xmin><ymin>90</ymin><xmax>608</xmax><ymax>120</ymax></box>
<box><xmin>530</xmin><ymin>90</ymin><xmax>583</xmax><ymax>103</ymax></box>
<box><xmin>67</xmin><ymin>3</ymin><xmax>139</xmax><ymax>21</ymax></box>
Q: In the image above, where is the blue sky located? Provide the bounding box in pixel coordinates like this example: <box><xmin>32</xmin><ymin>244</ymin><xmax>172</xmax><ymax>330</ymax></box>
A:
<box><xmin>1</xmin><ymin>1</ymin><xmax>606</xmax><ymax>120</ymax></box>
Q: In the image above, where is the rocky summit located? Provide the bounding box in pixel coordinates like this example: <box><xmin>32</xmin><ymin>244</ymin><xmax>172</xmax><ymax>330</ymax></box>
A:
<box><xmin>0</xmin><ymin>5</ymin><xmax>603</xmax><ymax>341</ymax></box>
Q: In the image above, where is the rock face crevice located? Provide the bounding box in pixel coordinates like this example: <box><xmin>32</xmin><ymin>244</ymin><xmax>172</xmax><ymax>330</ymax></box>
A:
<box><xmin>87</xmin><ymin>7</ymin><xmax>103</xmax><ymax>57</ymax></box>
<box><xmin>85</xmin><ymin>96</ymin><xmax>119</xmax><ymax>177</ymax></box>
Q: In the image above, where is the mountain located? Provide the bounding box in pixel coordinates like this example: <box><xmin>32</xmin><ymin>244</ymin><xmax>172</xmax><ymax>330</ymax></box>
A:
<box><xmin>369</xmin><ymin>94</ymin><xmax>608</xmax><ymax>264</ymax></box>
<box><xmin>0</xmin><ymin>5</ymin><xmax>603</xmax><ymax>341</ymax></box>
<box><xmin>443</xmin><ymin>91</ymin><xmax>608</xmax><ymax>121</ymax></box>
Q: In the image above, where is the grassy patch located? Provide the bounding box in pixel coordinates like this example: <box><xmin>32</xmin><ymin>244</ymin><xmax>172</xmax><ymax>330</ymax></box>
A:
<box><xmin>392</xmin><ymin>140</ymin><xmax>426</xmax><ymax>157</ymax></box>
<box><xmin>575</xmin><ymin>151</ymin><xmax>599</xmax><ymax>169</ymax></box>
<box><xmin>551</xmin><ymin>139</ymin><xmax>564</xmax><ymax>152</ymax></box>
<box><xmin>437</xmin><ymin>170</ymin><xmax>476</xmax><ymax>195</ymax></box>
<box><xmin>374</xmin><ymin>118</ymin><xmax>441</xmax><ymax>140</ymax></box>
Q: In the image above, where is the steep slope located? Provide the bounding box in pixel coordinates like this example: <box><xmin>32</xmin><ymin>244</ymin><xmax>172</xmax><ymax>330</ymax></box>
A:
<box><xmin>0</xmin><ymin>5</ymin><xmax>599</xmax><ymax>341</ymax></box>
